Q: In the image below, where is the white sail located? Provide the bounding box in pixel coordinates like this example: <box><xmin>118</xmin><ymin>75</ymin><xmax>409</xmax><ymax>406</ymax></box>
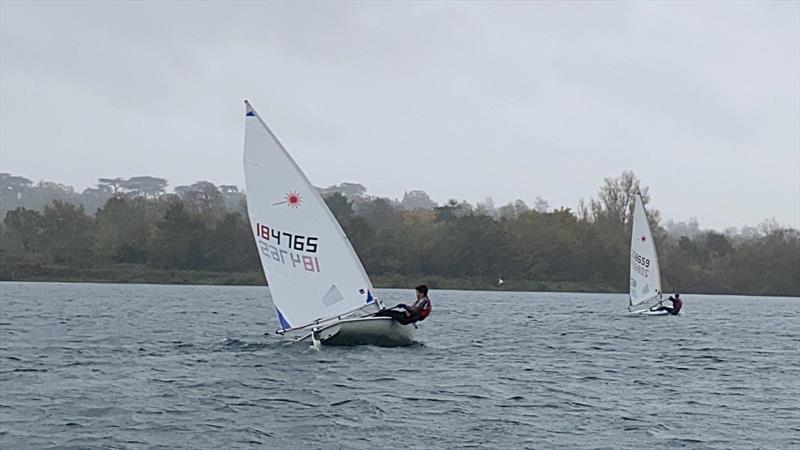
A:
<box><xmin>629</xmin><ymin>194</ymin><xmax>662</xmax><ymax>308</ymax></box>
<box><xmin>243</xmin><ymin>101</ymin><xmax>380</xmax><ymax>330</ymax></box>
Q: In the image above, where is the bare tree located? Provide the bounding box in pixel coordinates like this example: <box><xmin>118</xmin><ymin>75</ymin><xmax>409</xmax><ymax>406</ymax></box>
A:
<box><xmin>591</xmin><ymin>170</ymin><xmax>653</xmax><ymax>225</ymax></box>
<box><xmin>533</xmin><ymin>196</ymin><xmax>550</xmax><ymax>213</ymax></box>
<box><xmin>576</xmin><ymin>197</ymin><xmax>590</xmax><ymax>222</ymax></box>
<box><xmin>475</xmin><ymin>196</ymin><xmax>497</xmax><ymax>217</ymax></box>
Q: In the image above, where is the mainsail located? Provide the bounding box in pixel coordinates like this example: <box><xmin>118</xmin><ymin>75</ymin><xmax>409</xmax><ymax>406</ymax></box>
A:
<box><xmin>629</xmin><ymin>193</ymin><xmax>662</xmax><ymax>309</ymax></box>
<box><xmin>243</xmin><ymin>101</ymin><xmax>380</xmax><ymax>330</ymax></box>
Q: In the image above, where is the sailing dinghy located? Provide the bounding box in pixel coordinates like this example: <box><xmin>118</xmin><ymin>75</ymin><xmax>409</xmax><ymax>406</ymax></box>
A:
<box><xmin>627</xmin><ymin>193</ymin><xmax>669</xmax><ymax>316</ymax></box>
<box><xmin>243</xmin><ymin>101</ymin><xmax>415</xmax><ymax>346</ymax></box>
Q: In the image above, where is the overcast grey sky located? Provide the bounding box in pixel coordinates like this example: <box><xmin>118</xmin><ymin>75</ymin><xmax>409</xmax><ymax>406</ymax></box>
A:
<box><xmin>1</xmin><ymin>1</ymin><xmax>798</xmax><ymax>230</ymax></box>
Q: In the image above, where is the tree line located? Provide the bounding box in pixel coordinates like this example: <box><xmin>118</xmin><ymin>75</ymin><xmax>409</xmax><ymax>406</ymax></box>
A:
<box><xmin>1</xmin><ymin>171</ymin><xmax>797</xmax><ymax>296</ymax></box>
<box><xmin>0</xmin><ymin>173</ymin><xmax>247</xmax><ymax>220</ymax></box>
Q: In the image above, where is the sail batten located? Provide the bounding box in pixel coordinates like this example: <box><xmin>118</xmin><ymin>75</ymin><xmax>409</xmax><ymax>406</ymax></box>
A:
<box><xmin>629</xmin><ymin>194</ymin><xmax>662</xmax><ymax>308</ymax></box>
<box><xmin>243</xmin><ymin>101</ymin><xmax>380</xmax><ymax>328</ymax></box>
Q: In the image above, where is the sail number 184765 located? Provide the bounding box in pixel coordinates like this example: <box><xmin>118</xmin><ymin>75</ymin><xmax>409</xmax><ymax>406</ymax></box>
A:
<box><xmin>255</xmin><ymin>223</ymin><xmax>318</xmax><ymax>252</ymax></box>
<box><xmin>255</xmin><ymin>223</ymin><xmax>320</xmax><ymax>272</ymax></box>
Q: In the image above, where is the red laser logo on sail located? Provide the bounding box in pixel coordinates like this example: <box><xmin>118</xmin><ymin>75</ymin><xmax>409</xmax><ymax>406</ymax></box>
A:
<box><xmin>274</xmin><ymin>191</ymin><xmax>303</xmax><ymax>208</ymax></box>
<box><xmin>286</xmin><ymin>192</ymin><xmax>302</xmax><ymax>207</ymax></box>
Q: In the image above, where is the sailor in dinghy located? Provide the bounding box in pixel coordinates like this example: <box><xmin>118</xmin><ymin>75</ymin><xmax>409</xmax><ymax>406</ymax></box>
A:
<box><xmin>627</xmin><ymin>193</ymin><xmax>678</xmax><ymax>316</ymax></box>
<box><xmin>650</xmin><ymin>293</ymin><xmax>683</xmax><ymax>315</ymax></box>
<box><xmin>374</xmin><ymin>284</ymin><xmax>432</xmax><ymax>325</ymax></box>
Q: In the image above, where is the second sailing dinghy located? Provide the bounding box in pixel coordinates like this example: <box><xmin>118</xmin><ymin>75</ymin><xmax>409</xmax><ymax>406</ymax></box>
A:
<box><xmin>243</xmin><ymin>101</ymin><xmax>415</xmax><ymax>346</ymax></box>
<box><xmin>628</xmin><ymin>193</ymin><xmax>668</xmax><ymax>316</ymax></box>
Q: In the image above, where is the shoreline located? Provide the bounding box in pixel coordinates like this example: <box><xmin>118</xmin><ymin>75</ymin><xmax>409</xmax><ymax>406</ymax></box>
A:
<box><xmin>2</xmin><ymin>264</ymin><xmax>797</xmax><ymax>297</ymax></box>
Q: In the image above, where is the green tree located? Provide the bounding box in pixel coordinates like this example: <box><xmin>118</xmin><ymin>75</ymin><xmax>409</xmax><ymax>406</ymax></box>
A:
<box><xmin>429</xmin><ymin>215</ymin><xmax>507</xmax><ymax>277</ymax></box>
<box><xmin>175</xmin><ymin>181</ymin><xmax>225</xmax><ymax>216</ymax></box>
<box><xmin>95</xmin><ymin>196</ymin><xmax>150</xmax><ymax>263</ymax></box>
<box><xmin>98</xmin><ymin>177</ymin><xmax>126</xmax><ymax>194</ymax></box>
<box><xmin>123</xmin><ymin>176</ymin><xmax>168</xmax><ymax>198</ymax></box>
<box><xmin>356</xmin><ymin>198</ymin><xmax>403</xmax><ymax>231</ymax></box>
<box><xmin>3</xmin><ymin>207</ymin><xmax>44</xmax><ymax>253</ymax></box>
<box><xmin>324</xmin><ymin>192</ymin><xmax>355</xmax><ymax>222</ymax></box>
<box><xmin>395</xmin><ymin>209</ymin><xmax>438</xmax><ymax>274</ymax></box>
<box><xmin>206</xmin><ymin>213</ymin><xmax>260</xmax><ymax>271</ymax></box>
<box><xmin>705</xmin><ymin>232</ymin><xmax>733</xmax><ymax>258</ymax></box>
<box><xmin>39</xmin><ymin>200</ymin><xmax>95</xmax><ymax>266</ymax></box>
<box><xmin>148</xmin><ymin>202</ymin><xmax>207</xmax><ymax>269</ymax></box>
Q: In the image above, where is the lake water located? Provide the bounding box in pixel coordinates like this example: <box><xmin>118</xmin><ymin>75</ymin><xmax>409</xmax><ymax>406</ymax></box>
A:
<box><xmin>0</xmin><ymin>282</ymin><xmax>798</xmax><ymax>449</ymax></box>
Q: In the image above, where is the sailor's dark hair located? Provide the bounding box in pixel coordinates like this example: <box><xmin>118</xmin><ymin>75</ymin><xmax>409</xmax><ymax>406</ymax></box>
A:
<box><xmin>674</xmin><ymin>293</ymin><xmax>680</xmax><ymax>298</ymax></box>
<box><xmin>415</xmin><ymin>284</ymin><xmax>428</xmax><ymax>295</ymax></box>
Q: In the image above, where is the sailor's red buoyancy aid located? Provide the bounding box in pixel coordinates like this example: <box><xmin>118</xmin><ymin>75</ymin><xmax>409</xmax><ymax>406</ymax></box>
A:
<box><xmin>672</xmin><ymin>298</ymin><xmax>683</xmax><ymax>314</ymax></box>
<box><xmin>416</xmin><ymin>298</ymin><xmax>432</xmax><ymax>321</ymax></box>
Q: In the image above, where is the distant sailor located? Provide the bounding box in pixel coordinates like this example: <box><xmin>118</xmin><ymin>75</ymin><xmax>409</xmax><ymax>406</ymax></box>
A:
<box><xmin>374</xmin><ymin>284</ymin><xmax>432</xmax><ymax>325</ymax></box>
<box><xmin>652</xmin><ymin>293</ymin><xmax>683</xmax><ymax>315</ymax></box>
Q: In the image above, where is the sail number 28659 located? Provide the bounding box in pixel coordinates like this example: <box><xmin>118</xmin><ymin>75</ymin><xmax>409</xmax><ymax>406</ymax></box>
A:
<box><xmin>630</xmin><ymin>250</ymin><xmax>650</xmax><ymax>277</ymax></box>
<box><xmin>631</xmin><ymin>250</ymin><xmax>650</xmax><ymax>268</ymax></box>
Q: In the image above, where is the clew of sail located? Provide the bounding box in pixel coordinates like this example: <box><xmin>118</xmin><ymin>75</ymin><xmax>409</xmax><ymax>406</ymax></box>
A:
<box><xmin>243</xmin><ymin>101</ymin><xmax>380</xmax><ymax>331</ymax></box>
<box><xmin>629</xmin><ymin>194</ymin><xmax>662</xmax><ymax>309</ymax></box>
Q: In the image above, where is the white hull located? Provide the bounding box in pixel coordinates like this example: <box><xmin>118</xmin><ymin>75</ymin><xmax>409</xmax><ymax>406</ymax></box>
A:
<box><xmin>628</xmin><ymin>309</ymin><xmax>669</xmax><ymax>316</ymax></box>
<box><xmin>627</xmin><ymin>307</ymin><xmax>682</xmax><ymax>316</ymax></box>
<box><xmin>295</xmin><ymin>317</ymin><xmax>416</xmax><ymax>347</ymax></box>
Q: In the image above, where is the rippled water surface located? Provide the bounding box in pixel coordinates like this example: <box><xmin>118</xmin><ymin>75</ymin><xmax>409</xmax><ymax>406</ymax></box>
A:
<box><xmin>1</xmin><ymin>282</ymin><xmax>798</xmax><ymax>449</ymax></box>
